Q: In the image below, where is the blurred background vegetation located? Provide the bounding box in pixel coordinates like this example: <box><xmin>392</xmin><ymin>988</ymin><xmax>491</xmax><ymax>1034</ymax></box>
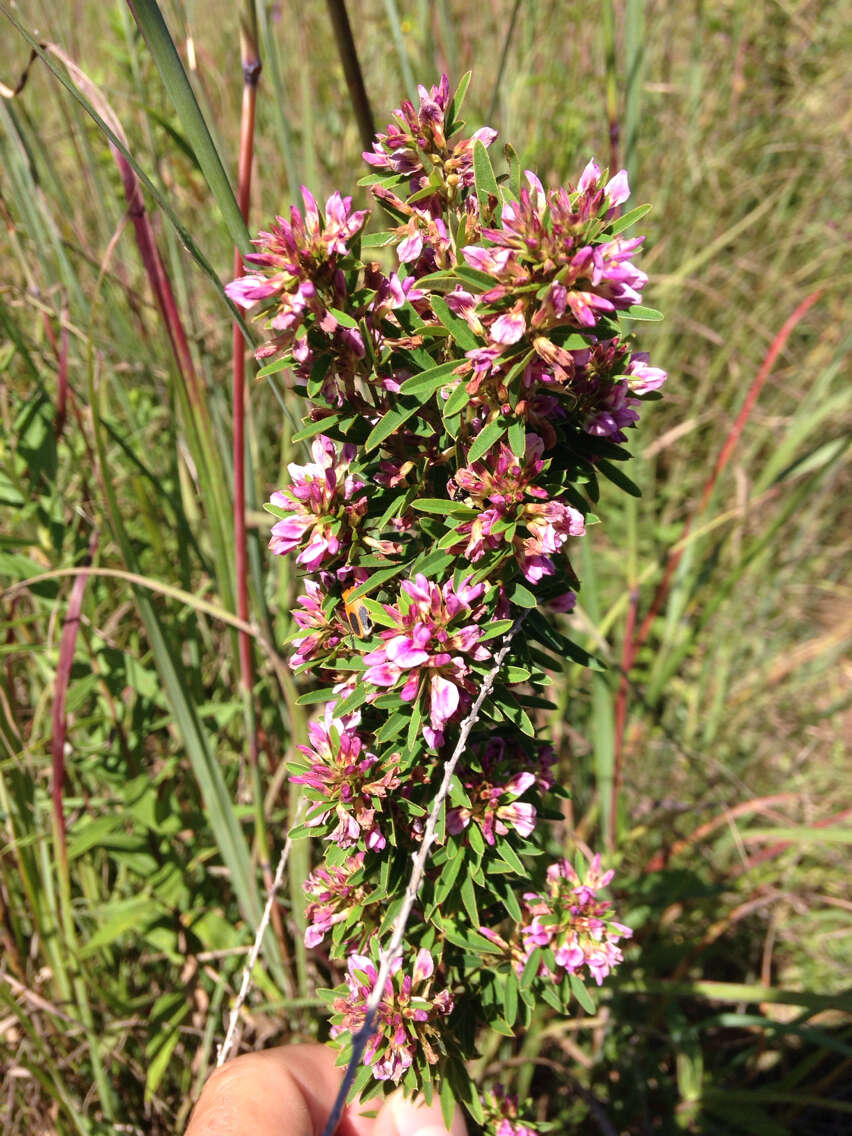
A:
<box><xmin>1</xmin><ymin>1</ymin><xmax>849</xmax><ymax>1132</ymax></box>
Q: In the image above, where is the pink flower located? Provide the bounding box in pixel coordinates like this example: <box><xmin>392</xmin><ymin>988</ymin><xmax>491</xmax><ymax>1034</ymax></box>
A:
<box><xmin>267</xmin><ymin>435</ymin><xmax>367</xmax><ymax>570</ymax></box>
<box><xmin>482</xmin><ymin>1085</ymin><xmax>539</xmax><ymax>1136</ymax></box>
<box><xmin>518</xmin><ymin>854</ymin><xmax>632</xmax><ymax>986</ymax></box>
<box><xmin>363</xmin><ymin>74</ymin><xmax>497</xmax><ymax>195</ymax></box>
<box><xmin>628</xmin><ymin>352</ymin><xmax>668</xmax><ymax>393</ymax></box>
<box><xmin>490</xmin><ymin>300</ymin><xmax>527</xmax><ymax>345</ymax></box>
<box><xmin>604</xmin><ymin>169</ymin><xmax>631</xmax><ymax>208</ymax></box>
<box><xmin>446</xmin><ymin>734</ymin><xmax>555</xmax><ymax>845</ymax></box>
<box><xmin>290</xmin><ymin>721</ymin><xmax>399</xmax><ymax>851</ymax></box>
<box><xmin>362</xmin><ymin>574</ymin><xmax>490</xmax><ymax>747</ymax></box>
<box><xmin>225</xmin><ymin>187</ymin><xmax>368</xmax><ymax>359</ymax></box>
<box><xmin>304</xmin><ymin>853</ymin><xmax>365</xmax><ymax>948</ymax></box>
<box><xmin>289</xmin><ymin>579</ymin><xmax>343</xmax><ymax>668</ymax></box>
<box><xmin>450</xmin><ymin>435</ymin><xmax>585</xmax><ymax>582</ymax></box>
<box><xmin>330</xmin><ymin>948</ymin><xmax>454</xmax><ymax>1084</ymax></box>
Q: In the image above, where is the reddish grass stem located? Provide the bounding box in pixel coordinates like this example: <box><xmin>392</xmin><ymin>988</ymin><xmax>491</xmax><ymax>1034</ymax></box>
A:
<box><xmin>231</xmin><ymin>7</ymin><xmax>289</xmax><ymax>962</ymax></box>
<box><xmin>52</xmin><ymin>534</ymin><xmax>98</xmax><ymax>868</ymax></box>
<box><xmin>609</xmin><ymin>585</ymin><xmax>638</xmax><ymax>848</ymax></box>
<box><xmin>232</xmin><ymin>30</ymin><xmax>260</xmax><ymax>726</ymax></box>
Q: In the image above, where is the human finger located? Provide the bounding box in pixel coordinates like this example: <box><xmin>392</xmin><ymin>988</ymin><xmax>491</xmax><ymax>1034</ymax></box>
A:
<box><xmin>184</xmin><ymin>1043</ymin><xmax>467</xmax><ymax>1136</ymax></box>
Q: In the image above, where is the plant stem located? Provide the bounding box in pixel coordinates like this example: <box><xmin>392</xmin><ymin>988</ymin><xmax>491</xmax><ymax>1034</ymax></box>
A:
<box><xmin>325</xmin><ymin>0</ymin><xmax>374</xmax><ymax>152</ymax></box>
<box><xmin>232</xmin><ymin>0</ymin><xmax>289</xmax><ymax>963</ymax></box>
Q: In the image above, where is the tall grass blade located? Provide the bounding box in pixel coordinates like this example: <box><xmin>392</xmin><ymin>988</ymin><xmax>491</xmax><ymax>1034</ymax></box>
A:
<box><xmin>128</xmin><ymin>0</ymin><xmax>251</xmax><ymax>254</ymax></box>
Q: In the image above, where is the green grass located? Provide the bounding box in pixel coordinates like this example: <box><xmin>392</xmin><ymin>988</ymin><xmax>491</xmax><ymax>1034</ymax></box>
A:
<box><xmin>1</xmin><ymin>1</ymin><xmax>849</xmax><ymax>1133</ymax></box>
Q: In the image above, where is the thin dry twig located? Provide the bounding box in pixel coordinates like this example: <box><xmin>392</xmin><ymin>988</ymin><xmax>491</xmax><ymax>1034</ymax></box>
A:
<box><xmin>320</xmin><ymin>617</ymin><xmax>526</xmax><ymax>1136</ymax></box>
<box><xmin>216</xmin><ymin>826</ymin><xmax>297</xmax><ymax>1067</ymax></box>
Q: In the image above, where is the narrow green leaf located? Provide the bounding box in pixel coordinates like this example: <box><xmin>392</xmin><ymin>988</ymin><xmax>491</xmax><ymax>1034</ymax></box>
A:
<box><xmin>569</xmin><ymin>973</ymin><xmax>596</xmax><ymax>1013</ymax></box>
<box><xmin>129</xmin><ymin>0</ymin><xmax>251</xmax><ymax>254</ymax></box>
<box><xmin>596</xmin><ymin>458</ymin><xmax>643</xmax><ymax>497</ymax></box>
<box><xmin>446</xmin><ymin>70</ymin><xmax>472</xmax><ymax>132</ymax></box>
<box><xmin>478</xmin><ymin>618</ymin><xmax>514</xmax><ymax>642</ymax></box>
<box><xmin>504</xmin><ymin>143</ymin><xmax>521</xmax><ymax>198</ymax></box>
<box><xmin>508</xmin><ymin>419</ymin><xmax>526</xmax><ymax>458</ymax></box>
<box><xmin>430</xmin><ymin>295</ymin><xmax>480</xmax><ymax>351</ymax></box>
<box><xmin>343</xmin><ymin>564</ymin><xmax>406</xmax><ymax>602</ymax></box>
<box><xmin>623</xmin><ymin>304</ymin><xmax>664</xmax><ymax>321</ymax></box>
<box><xmin>473</xmin><ymin>138</ymin><xmax>500</xmax><ymax>213</ymax></box>
<box><xmin>410</xmin><ymin>498</ymin><xmax>476</xmax><ymax>516</ymax></box>
<box><xmin>467</xmin><ymin>418</ymin><xmax>508</xmax><ymax>464</ymax></box>
<box><xmin>606</xmin><ymin>202</ymin><xmax>652</xmax><ymax>236</ymax></box>
<box><xmin>399</xmin><ymin>359</ymin><xmax>461</xmax><ymax>400</ymax></box>
<box><xmin>496</xmin><ymin>840</ymin><xmax>525</xmax><ymax>875</ymax></box>
<box><xmin>460</xmin><ymin>874</ymin><xmax>479</xmax><ymax>926</ymax></box>
<box><xmin>256</xmin><ymin>355</ymin><xmax>291</xmax><ymax>378</ymax></box>
<box><xmin>364</xmin><ymin>400</ymin><xmax>421</xmax><ymax>452</ymax></box>
<box><xmin>443</xmin><ymin>380</ymin><xmax>472</xmax><ymax>417</ymax></box>
<box><xmin>510</xmin><ymin>582</ymin><xmax>537</xmax><ymax>608</ymax></box>
<box><xmin>291</xmin><ymin>416</ymin><xmax>341</xmax><ymax>443</ymax></box>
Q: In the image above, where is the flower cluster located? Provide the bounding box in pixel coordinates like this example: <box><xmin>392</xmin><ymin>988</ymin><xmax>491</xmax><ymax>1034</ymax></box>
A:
<box><xmin>330</xmin><ymin>949</ymin><xmax>453</xmax><ymax>1084</ymax></box>
<box><xmin>231</xmin><ymin>74</ymin><xmax>661</xmax><ymax>1123</ymax></box>
<box><xmin>304</xmin><ymin>852</ymin><xmax>366</xmax><ymax>949</ymax></box>
<box><xmin>363</xmin><ymin>574</ymin><xmax>490</xmax><ymax>747</ymax></box>
<box><xmin>480</xmin><ymin>1085</ymin><xmax>539</xmax><ymax>1136</ymax></box>
<box><xmin>290</xmin><ymin>720</ymin><xmax>399</xmax><ymax>851</ymax></box>
<box><xmin>447</xmin><ymin>734</ymin><xmax>555</xmax><ymax>846</ymax></box>
<box><xmin>521</xmin><ymin>855</ymin><xmax>633</xmax><ymax>986</ymax></box>
<box><xmin>449</xmin><ymin>435</ymin><xmax>585</xmax><ymax>582</ymax></box>
<box><xmin>480</xmin><ymin>854</ymin><xmax>633</xmax><ymax>987</ymax></box>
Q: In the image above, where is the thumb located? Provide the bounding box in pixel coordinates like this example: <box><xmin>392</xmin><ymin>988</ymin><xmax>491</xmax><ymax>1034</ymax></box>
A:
<box><xmin>374</xmin><ymin>1089</ymin><xmax>468</xmax><ymax>1136</ymax></box>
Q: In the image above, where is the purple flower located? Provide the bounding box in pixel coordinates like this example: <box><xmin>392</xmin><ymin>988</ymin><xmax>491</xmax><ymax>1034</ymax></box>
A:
<box><xmin>490</xmin><ymin>300</ymin><xmax>527</xmax><ymax>345</ymax></box>
<box><xmin>482</xmin><ymin>1086</ymin><xmax>539</xmax><ymax>1136</ymax></box>
<box><xmin>289</xmin><ymin>579</ymin><xmax>343</xmax><ymax>668</ymax></box>
<box><xmin>330</xmin><ymin>948</ymin><xmax>453</xmax><ymax>1083</ymax></box>
<box><xmin>363</xmin><ymin>74</ymin><xmax>497</xmax><ymax>196</ymax></box>
<box><xmin>447</xmin><ymin>734</ymin><xmax>555</xmax><ymax>845</ymax></box>
<box><xmin>628</xmin><ymin>352</ymin><xmax>668</xmax><ymax>393</ymax></box>
<box><xmin>449</xmin><ymin>435</ymin><xmax>585</xmax><ymax>582</ymax></box>
<box><xmin>226</xmin><ymin>187</ymin><xmax>368</xmax><ymax>359</ymax></box>
<box><xmin>519</xmin><ymin>854</ymin><xmax>632</xmax><ymax>986</ymax></box>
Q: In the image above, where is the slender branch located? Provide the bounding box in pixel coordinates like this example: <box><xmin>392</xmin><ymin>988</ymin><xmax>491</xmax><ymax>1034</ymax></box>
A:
<box><xmin>320</xmin><ymin>617</ymin><xmax>526</xmax><ymax>1136</ymax></box>
<box><xmin>217</xmin><ymin>828</ymin><xmax>296</xmax><ymax>1066</ymax></box>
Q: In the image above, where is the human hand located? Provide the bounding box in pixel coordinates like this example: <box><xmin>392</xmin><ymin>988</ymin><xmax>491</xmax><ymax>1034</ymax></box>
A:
<box><xmin>185</xmin><ymin>1043</ymin><xmax>468</xmax><ymax>1136</ymax></box>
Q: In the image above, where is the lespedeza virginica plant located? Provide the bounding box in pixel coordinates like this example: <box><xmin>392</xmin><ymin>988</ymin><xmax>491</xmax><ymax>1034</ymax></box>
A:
<box><xmin>227</xmin><ymin>73</ymin><xmax>665</xmax><ymax>1131</ymax></box>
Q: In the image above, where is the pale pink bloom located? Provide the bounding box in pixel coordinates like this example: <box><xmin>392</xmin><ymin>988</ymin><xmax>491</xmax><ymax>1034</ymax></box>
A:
<box><xmin>490</xmin><ymin>300</ymin><xmax>527</xmax><ymax>345</ymax></box>
<box><xmin>267</xmin><ymin>436</ymin><xmax>366</xmax><ymax>571</ymax></box>
<box><xmin>577</xmin><ymin>158</ymin><xmax>602</xmax><ymax>195</ymax></box>
<box><xmin>290</xmin><ymin>721</ymin><xmax>399</xmax><ymax>851</ymax></box>
<box><xmin>604</xmin><ymin>168</ymin><xmax>631</xmax><ymax>208</ymax></box>
<box><xmin>304</xmin><ymin>852</ymin><xmax>365</xmax><ymax>948</ymax></box>
<box><xmin>628</xmin><ymin>352</ymin><xmax>668</xmax><ymax>393</ymax></box>
<box><xmin>514</xmin><ymin>853</ymin><xmax>632</xmax><ymax>986</ymax></box>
